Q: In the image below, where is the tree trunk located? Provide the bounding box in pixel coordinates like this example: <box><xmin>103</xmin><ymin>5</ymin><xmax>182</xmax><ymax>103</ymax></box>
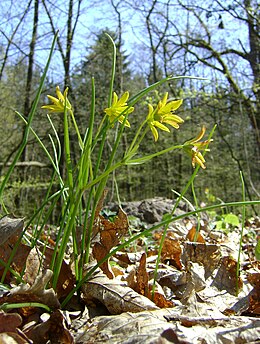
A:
<box><xmin>21</xmin><ymin>0</ymin><xmax>39</xmax><ymax>165</ymax></box>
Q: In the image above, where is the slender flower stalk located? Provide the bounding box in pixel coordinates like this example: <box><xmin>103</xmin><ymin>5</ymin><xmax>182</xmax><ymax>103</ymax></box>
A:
<box><xmin>147</xmin><ymin>92</ymin><xmax>183</xmax><ymax>141</ymax></box>
<box><xmin>183</xmin><ymin>126</ymin><xmax>213</xmax><ymax>169</ymax></box>
<box><xmin>104</xmin><ymin>91</ymin><xmax>134</xmax><ymax>127</ymax></box>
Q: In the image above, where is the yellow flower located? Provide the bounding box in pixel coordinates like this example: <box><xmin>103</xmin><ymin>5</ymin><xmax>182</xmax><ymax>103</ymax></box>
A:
<box><xmin>147</xmin><ymin>92</ymin><xmax>183</xmax><ymax>141</ymax></box>
<box><xmin>184</xmin><ymin>126</ymin><xmax>212</xmax><ymax>169</ymax></box>
<box><xmin>104</xmin><ymin>91</ymin><xmax>134</xmax><ymax>127</ymax></box>
<box><xmin>42</xmin><ymin>86</ymin><xmax>72</xmax><ymax>114</ymax></box>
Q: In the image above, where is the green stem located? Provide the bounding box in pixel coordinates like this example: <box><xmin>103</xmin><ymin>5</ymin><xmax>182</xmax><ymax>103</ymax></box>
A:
<box><xmin>52</xmin><ymin>191</ymin><xmax>83</xmax><ymax>288</ymax></box>
<box><xmin>126</xmin><ymin>144</ymin><xmax>184</xmax><ymax>164</ymax></box>
<box><xmin>64</xmin><ymin>106</ymin><xmax>74</xmax><ymax>194</ymax></box>
<box><xmin>70</xmin><ymin>110</ymin><xmax>84</xmax><ymax>150</ymax></box>
<box><xmin>105</xmin><ymin>32</ymin><xmax>116</xmax><ymax>107</ymax></box>
<box><xmin>126</xmin><ymin>120</ymin><xmax>148</xmax><ymax>155</ymax></box>
<box><xmin>191</xmin><ymin>180</ymin><xmax>201</xmax><ymax>242</ymax></box>
<box><xmin>0</xmin><ymin>302</ymin><xmax>51</xmax><ymax>313</ymax></box>
<box><xmin>236</xmin><ymin>171</ymin><xmax>246</xmax><ymax>295</ymax></box>
<box><xmin>83</xmin><ymin>160</ymin><xmax>123</xmax><ymax>191</ymax></box>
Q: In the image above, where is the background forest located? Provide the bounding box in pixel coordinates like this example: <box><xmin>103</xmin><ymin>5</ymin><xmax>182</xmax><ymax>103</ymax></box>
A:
<box><xmin>0</xmin><ymin>0</ymin><xmax>259</xmax><ymax>218</ymax></box>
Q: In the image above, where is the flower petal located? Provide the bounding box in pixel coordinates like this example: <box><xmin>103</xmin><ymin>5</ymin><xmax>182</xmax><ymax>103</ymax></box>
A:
<box><xmin>147</xmin><ymin>104</ymin><xmax>154</xmax><ymax>120</ymax></box>
<box><xmin>47</xmin><ymin>95</ymin><xmax>60</xmax><ymax>105</ymax></box>
<box><xmin>190</xmin><ymin>126</ymin><xmax>206</xmax><ymax>144</ymax></box>
<box><xmin>153</xmin><ymin>121</ymin><xmax>170</xmax><ymax>132</ymax></box>
<box><xmin>161</xmin><ymin>92</ymin><xmax>168</xmax><ymax>107</ymax></box>
<box><xmin>56</xmin><ymin>86</ymin><xmax>64</xmax><ymax>102</ymax></box>
<box><xmin>112</xmin><ymin>92</ymin><xmax>118</xmax><ymax>106</ymax></box>
<box><xmin>117</xmin><ymin>91</ymin><xmax>129</xmax><ymax>106</ymax></box>
<box><xmin>118</xmin><ymin>115</ymin><xmax>131</xmax><ymax>127</ymax></box>
<box><xmin>169</xmin><ymin>99</ymin><xmax>183</xmax><ymax>111</ymax></box>
<box><xmin>163</xmin><ymin>120</ymin><xmax>180</xmax><ymax>129</ymax></box>
<box><xmin>150</xmin><ymin>125</ymin><xmax>159</xmax><ymax>142</ymax></box>
<box><xmin>163</xmin><ymin>114</ymin><xmax>184</xmax><ymax>123</ymax></box>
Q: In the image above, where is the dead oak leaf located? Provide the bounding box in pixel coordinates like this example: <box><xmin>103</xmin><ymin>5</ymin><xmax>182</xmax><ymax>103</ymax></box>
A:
<box><xmin>153</xmin><ymin>233</ymin><xmax>183</xmax><ymax>270</ymax></box>
<box><xmin>136</xmin><ymin>253</ymin><xmax>149</xmax><ymax>297</ymax></box>
<box><xmin>26</xmin><ymin>310</ymin><xmax>74</xmax><ymax>344</ymax></box>
<box><xmin>247</xmin><ymin>272</ymin><xmax>260</xmax><ymax>315</ymax></box>
<box><xmin>0</xmin><ymin>216</ymin><xmax>30</xmax><ymax>284</ymax></box>
<box><xmin>135</xmin><ymin>253</ymin><xmax>174</xmax><ymax>309</ymax></box>
<box><xmin>212</xmin><ymin>256</ymin><xmax>243</xmax><ymax>295</ymax></box>
<box><xmin>152</xmin><ymin>292</ymin><xmax>174</xmax><ymax>308</ymax></box>
<box><xmin>186</xmin><ymin>226</ymin><xmax>206</xmax><ymax>243</ymax></box>
<box><xmin>42</xmin><ymin>247</ymin><xmax>75</xmax><ymax>300</ymax></box>
<box><xmin>182</xmin><ymin>242</ymin><xmax>221</xmax><ymax>279</ymax></box>
<box><xmin>1</xmin><ymin>270</ymin><xmax>60</xmax><ymax>312</ymax></box>
<box><xmin>0</xmin><ymin>242</ymin><xmax>31</xmax><ymax>283</ymax></box>
<box><xmin>0</xmin><ymin>215</ymin><xmax>24</xmax><ymax>246</ymax></box>
<box><xmin>22</xmin><ymin>245</ymin><xmax>75</xmax><ymax>301</ymax></box>
<box><xmin>92</xmin><ymin>208</ymin><xmax>128</xmax><ymax>279</ymax></box>
<box><xmin>0</xmin><ymin>311</ymin><xmax>22</xmax><ymax>333</ymax></box>
<box><xmin>82</xmin><ymin>271</ymin><xmax>159</xmax><ymax>314</ymax></box>
<box><xmin>0</xmin><ymin>332</ymin><xmax>30</xmax><ymax>344</ymax></box>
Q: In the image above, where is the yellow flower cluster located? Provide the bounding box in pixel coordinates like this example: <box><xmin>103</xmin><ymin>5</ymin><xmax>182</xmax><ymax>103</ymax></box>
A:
<box><xmin>104</xmin><ymin>92</ymin><xmax>134</xmax><ymax>127</ymax></box>
<box><xmin>42</xmin><ymin>87</ymin><xmax>212</xmax><ymax>169</ymax></box>
<box><xmin>42</xmin><ymin>86</ymin><xmax>72</xmax><ymax>114</ymax></box>
<box><xmin>183</xmin><ymin>126</ymin><xmax>213</xmax><ymax>169</ymax></box>
<box><xmin>146</xmin><ymin>92</ymin><xmax>184</xmax><ymax>142</ymax></box>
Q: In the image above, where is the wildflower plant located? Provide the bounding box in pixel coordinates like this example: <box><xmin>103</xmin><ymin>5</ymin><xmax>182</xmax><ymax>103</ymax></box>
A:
<box><xmin>0</xmin><ymin>33</ymin><xmax>213</xmax><ymax>297</ymax></box>
<box><xmin>1</xmin><ymin>32</ymin><xmax>259</xmax><ymax>311</ymax></box>
<box><xmin>37</xmin><ymin>46</ymin><xmax>213</xmax><ymax>290</ymax></box>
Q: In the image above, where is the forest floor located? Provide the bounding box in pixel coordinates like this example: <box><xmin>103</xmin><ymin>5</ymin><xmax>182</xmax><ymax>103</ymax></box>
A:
<box><xmin>0</xmin><ymin>197</ymin><xmax>259</xmax><ymax>343</ymax></box>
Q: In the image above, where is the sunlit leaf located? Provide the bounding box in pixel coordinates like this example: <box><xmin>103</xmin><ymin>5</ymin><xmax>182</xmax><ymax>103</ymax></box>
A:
<box><xmin>224</xmin><ymin>213</ymin><xmax>240</xmax><ymax>227</ymax></box>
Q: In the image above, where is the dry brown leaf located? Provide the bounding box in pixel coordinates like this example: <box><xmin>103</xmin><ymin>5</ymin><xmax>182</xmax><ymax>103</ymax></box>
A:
<box><xmin>0</xmin><ymin>270</ymin><xmax>60</xmax><ymax>311</ymax></box>
<box><xmin>23</xmin><ymin>247</ymin><xmax>41</xmax><ymax>286</ymax></box>
<box><xmin>247</xmin><ymin>271</ymin><xmax>260</xmax><ymax>287</ymax></box>
<box><xmin>75</xmin><ymin>307</ymin><xmax>260</xmax><ymax>344</ymax></box>
<box><xmin>76</xmin><ymin>308</ymin><xmax>182</xmax><ymax>344</ymax></box>
<box><xmin>135</xmin><ymin>253</ymin><xmax>175</xmax><ymax>308</ymax></box>
<box><xmin>152</xmin><ymin>291</ymin><xmax>175</xmax><ymax>308</ymax></box>
<box><xmin>113</xmin><ymin>251</ymin><xmax>132</xmax><ymax>265</ymax></box>
<box><xmin>212</xmin><ymin>256</ymin><xmax>243</xmax><ymax>295</ymax></box>
<box><xmin>248</xmin><ymin>290</ymin><xmax>260</xmax><ymax>315</ymax></box>
<box><xmin>186</xmin><ymin>226</ymin><xmax>206</xmax><ymax>243</ymax></box>
<box><xmin>0</xmin><ymin>216</ymin><xmax>29</xmax><ymax>283</ymax></box>
<box><xmin>23</xmin><ymin>245</ymin><xmax>75</xmax><ymax>300</ymax></box>
<box><xmin>0</xmin><ymin>311</ymin><xmax>22</xmax><ymax>333</ymax></box>
<box><xmin>42</xmin><ymin>247</ymin><xmax>75</xmax><ymax>300</ymax></box>
<box><xmin>136</xmin><ymin>253</ymin><xmax>149</xmax><ymax>297</ymax></box>
<box><xmin>0</xmin><ymin>332</ymin><xmax>30</xmax><ymax>344</ymax></box>
<box><xmin>92</xmin><ymin>208</ymin><xmax>128</xmax><ymax>279</ymax></box>
<box><xmin>0</xmin><ymin>215</ymin><xmax>24</xmax><ymax>246</ymax></box>
<box><xmin>0</xmin><ymin>242</ymin><xmax>31</xmax><ymax>283</ymax></box>
<box><xmin>81</xmin><ymin>272</ymin><xmax>159</xmax><ymax>314</ymax></box>
<box><xmin>182</xmin><ymin>242</ymin><xmax>221</xmax><ymax>279</ymax></box>
<box><xmin>26</xmin><ymin>310</ymin><xmax>74</xmax><ymax>344</ymax></box>
<box><xmin>0</xmin><ymin>311</ymin><xmax>31</xmax><ymax>343</ymax></box>
<box><xmin>48</xmin><ymin>310</ymin><xmax>74</xmax><ymax>343</ymax></box>
<box><xmin>247</xmin><ymin>272</ymin><xmax>260</xmax><ymax>315</ymax></box>
<box><xmin>154</xmin><ymin>233</ymin><xmax>183</xmax><ymax>270</ymax></box>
